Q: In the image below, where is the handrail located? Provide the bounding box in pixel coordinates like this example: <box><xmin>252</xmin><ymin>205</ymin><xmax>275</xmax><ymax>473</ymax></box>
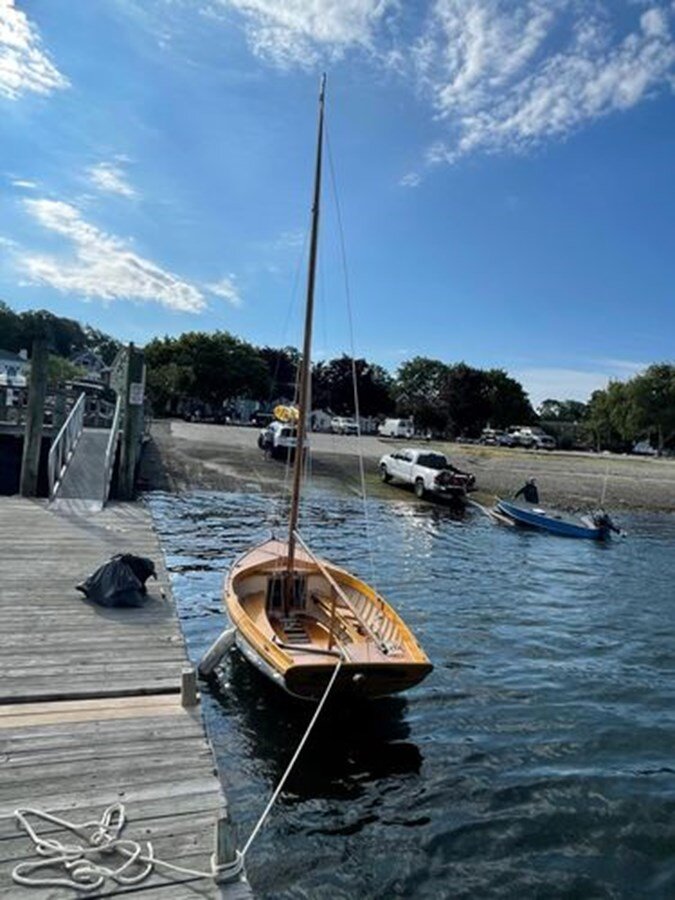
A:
<box><xmin>102</xmin><ymin>394</ymin><xmax>123</xmax><ymax>506</ymax></box>
<box><xmin>48</xmin><ymin>392</ymin><xmax>86</xmax><ymax>500</ymax></box>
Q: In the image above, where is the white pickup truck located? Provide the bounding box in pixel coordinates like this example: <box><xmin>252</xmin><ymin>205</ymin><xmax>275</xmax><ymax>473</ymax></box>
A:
<box><xmin>258</xmin><ymin>421</ymin><xmax>298</xmax><ymax>459</ymax></box>
<box><xmin>378</xmin><ymin>447</ymin><xmax>476</xmax><ymax>500</ymax></box>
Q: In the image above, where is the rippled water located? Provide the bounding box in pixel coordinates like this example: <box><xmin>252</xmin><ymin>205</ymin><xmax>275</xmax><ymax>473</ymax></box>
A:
<box><xmin>146</xmin><ymin>490</ymin><xmax>675</xmax><ymax>899</ymax></box>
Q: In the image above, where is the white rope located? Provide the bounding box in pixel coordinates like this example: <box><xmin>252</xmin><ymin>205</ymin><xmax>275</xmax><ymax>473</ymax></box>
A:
<box><xmin>13</xmin><ymin>656</ymin><xmax>342</xmax><ymax>893</ymax></box>
<box><xmin>12</xmin><ymin>802</ymin><xmax>244</xmax><ymax>892</ymax></box>
<box><xmin>241</xmin><ymin>655</ymin><xmax>343</xmax><ymax>857</ymax></box>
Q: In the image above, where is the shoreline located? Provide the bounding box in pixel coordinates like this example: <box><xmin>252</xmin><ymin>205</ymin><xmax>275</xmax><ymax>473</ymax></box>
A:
<box><xmin>141</xmin><ymin>420</ymin><xmax>675</xmax><ymax>514</ymax></box>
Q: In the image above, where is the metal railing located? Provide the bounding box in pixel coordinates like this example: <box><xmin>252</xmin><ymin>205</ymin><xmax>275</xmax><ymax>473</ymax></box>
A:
<box><xmin>102</xmin><ymin>394</ymin><xmax>122</xmax><ymax>506</ymax></box>
<box><xmin>48</xmin><ymin>392</ymin><xmax>85</xmax><ymax>500</ymax></box>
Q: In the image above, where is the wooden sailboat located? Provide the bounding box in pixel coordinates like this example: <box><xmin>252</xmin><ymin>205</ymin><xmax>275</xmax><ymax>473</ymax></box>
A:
<box><xmin>224</xmin><ymin>76</ymin><xmax>433</xmax><ymax>702</ymax></box>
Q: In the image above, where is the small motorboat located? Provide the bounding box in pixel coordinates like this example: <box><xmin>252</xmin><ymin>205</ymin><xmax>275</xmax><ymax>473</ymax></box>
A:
<box><xmin>494</xmin><ymin>498</ymin><xmax>618</xmax><ymax>540</ymax></box>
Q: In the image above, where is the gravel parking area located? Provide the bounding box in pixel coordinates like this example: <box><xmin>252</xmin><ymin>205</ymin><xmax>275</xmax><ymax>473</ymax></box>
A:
<box><xmin>142</xmin><ymin>420</ymin><xmax>675</xmax><ymax>512</ymax></box>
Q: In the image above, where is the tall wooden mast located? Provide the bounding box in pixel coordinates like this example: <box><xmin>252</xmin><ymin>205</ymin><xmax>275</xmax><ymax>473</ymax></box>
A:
<box><xmin>287</xmin><ymin>74</ymin><xmax>326</xmax><ymax>577</ymax></box>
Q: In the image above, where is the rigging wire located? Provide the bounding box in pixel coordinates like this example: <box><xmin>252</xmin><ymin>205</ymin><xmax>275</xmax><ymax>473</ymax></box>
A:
<box><xmin>325</xmin><ymin>121</ymin><xmax>377</xmax><ymax>586</ymax></box>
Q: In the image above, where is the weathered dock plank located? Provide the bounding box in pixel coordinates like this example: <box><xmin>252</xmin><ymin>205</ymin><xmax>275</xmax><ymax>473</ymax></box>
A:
<box><xmin>0</xmin><ymin>497</ymin><xmax>247</xmax><ymax>898</ymax></box>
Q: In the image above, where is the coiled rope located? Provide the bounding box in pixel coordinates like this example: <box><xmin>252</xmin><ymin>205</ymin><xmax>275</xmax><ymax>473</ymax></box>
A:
<box><xmin>12</xmin><ymin>658</ymin><xmax>343</xmax><ymax>892</ymax></box>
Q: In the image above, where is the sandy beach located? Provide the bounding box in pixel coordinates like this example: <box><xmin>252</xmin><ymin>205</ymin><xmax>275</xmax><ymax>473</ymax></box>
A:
<box><xmin>141</xmin><ymin>420</ymin><xmax>675</xmax><ymax>512</ymax></box>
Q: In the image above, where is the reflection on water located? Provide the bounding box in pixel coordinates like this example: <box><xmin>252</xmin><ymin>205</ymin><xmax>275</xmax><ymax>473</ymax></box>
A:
<box><xmin>216</xmin><ymin>653</ymin><xmax>421</xmax><ymax>803</ymax></box>
<box><xmin>147</xmin><ymin>490</ymin><xmax>675</xmax><ymax>899</ymax></box>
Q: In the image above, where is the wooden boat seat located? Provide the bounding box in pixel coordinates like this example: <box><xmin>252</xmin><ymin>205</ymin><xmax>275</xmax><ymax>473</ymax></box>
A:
<box><xmin>310</xmin><ymin>591</ymin><xmax>403</xmax><ymax>656</ymax></box>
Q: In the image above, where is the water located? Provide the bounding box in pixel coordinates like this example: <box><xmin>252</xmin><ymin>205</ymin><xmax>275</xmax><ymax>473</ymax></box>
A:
<box><xmin>147</xmin><ymin>490</ymin><xmax>675</xmax><ymax>899</ymax></box>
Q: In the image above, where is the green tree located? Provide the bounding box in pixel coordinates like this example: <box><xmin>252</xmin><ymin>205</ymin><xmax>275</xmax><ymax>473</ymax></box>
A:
<box><xmin>259</xmin><ymin>346</ymin><xmax>300</xmax><ymax>401</ymax></box>
<box><xmin>47</xmin><ymin>355</ymin><xmax>86</xmax><ymax>386</ymax></box>
<box><xmin>538</xmin><ymin>398</ymin><xmax>587</xmax><ymax>422</ymax></box>
<box><xmin>144</xmin><ymin>331</ymin><xmax>270</xmax><ymax>412</ymax></box>
<box><xmin>84</xmin><ymin>326</ymin><xmax>122</xmax><ymax>365</ymax></box>
<box><xmin>0</xmin><ymin>300</ymin><xmax>21</xmax><ymax>350</ymax></box>
<box><xmin>441</xmin><ymin>363</ymin><xmax>492</xmax><ymax>437</ymax></box>
<box><xmin>485</xmin><ymin>369</ymin><xmax>536</xmax><ymax>428</ymax></box>
<box><xmin>19</xmin><ymin>309</ymin><xmax>86</xmax><ymax>356</ymax></box>
<box><xmin>146</xmin><ymin>362</ymin><xmax>195</xmax><ymax>414</ymax></box>
<box><xmin>586</xmin><ymin>382</ymin><xmax>634</xmax><ymax>451</ymax></box>
<box><xmin>312</xmin><ymin>355</ymin><xmax>394</xmax><ymax>417</ymax></box>
<box><xmin>629</xmin><ymin>364</ymin><xmax>675</xmax><ymax>454</ymax></box>
<box><xmin>395</xmin><ymin>357</ymin><xmax>449</xmax><ymax>431</ymax></box>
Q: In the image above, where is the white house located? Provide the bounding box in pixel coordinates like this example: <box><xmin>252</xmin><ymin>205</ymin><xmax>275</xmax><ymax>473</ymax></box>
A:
<box><xmin>0</xmin><ymin>348</ymin><xmax>29</xmax><ymax>387</ymax></box>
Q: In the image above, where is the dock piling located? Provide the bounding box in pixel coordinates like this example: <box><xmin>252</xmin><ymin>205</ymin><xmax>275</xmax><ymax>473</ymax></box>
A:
<box><xmin>214</xmin><ymin>810</ymin><xmax>240</xmax><ymax>883</ymax></box>
<box><xmin>181</xmin><ymin>665</ymin><xmax>199</xmax><ymax>707</ymax></box>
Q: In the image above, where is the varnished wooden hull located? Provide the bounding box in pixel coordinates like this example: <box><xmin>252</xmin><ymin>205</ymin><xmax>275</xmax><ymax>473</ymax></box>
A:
<box><xmin>224</xmin><ymin>538</ymin><xmax>433</xmax><ymax>702</ymax></box>
<box><xmin>284</xmin><ymin>660</ymin><xmax>432</xmax><ymax>701</ymax></box>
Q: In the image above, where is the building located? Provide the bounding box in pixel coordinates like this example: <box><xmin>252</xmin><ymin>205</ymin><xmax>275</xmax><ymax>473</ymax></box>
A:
<box><xmin>70</xmin><ymin>348</ymin><xmax>109</xmax><ymax>383</ymax></box>
<box><xmin>0</xmin><ymin>348</ymin><xmax>29</xmax><ymax>388</ymax></box>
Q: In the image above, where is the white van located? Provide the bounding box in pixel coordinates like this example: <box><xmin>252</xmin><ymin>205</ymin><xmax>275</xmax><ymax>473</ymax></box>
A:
<box><xmin>378</xmin><ymin>418</ymin><xmax>415</xmax><ymax>439</ymax></box>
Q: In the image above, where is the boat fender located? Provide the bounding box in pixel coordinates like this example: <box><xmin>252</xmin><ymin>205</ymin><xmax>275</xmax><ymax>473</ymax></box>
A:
<box><xmin>198</xmin><ymin>627</ymin><xmax>236</xmax><ymax>677</ymax></box>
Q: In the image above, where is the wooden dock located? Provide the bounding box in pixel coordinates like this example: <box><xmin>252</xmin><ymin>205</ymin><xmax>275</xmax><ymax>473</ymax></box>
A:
<box><xmin>0</xmin><ymin>497</ymin><xmax>248</xmax><ymax>898</ymax></box>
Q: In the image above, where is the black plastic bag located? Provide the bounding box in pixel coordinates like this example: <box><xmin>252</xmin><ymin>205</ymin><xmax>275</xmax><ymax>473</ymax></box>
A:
<box><xmin>76</xmin><ymin>554</ymin><xmax>157</xmax><ymax>607</ymax></box>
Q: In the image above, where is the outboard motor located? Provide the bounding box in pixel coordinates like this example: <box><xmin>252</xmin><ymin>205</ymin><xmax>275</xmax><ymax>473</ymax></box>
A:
<box><xmin>592</xmin><ymin>511</ymin><xmax>621</xmax><ymax>536</ymax></box>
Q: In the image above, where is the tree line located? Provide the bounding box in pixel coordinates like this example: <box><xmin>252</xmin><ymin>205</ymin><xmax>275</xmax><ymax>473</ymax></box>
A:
<box><xmin>0</xmin><ymin>301</ymin><xmax>121</xmax><ymax>364</ymax></box>
<box><xmin>0</xmin><ymin>300</ymin><xmax>122</xmax><ymax>386</ymax></box>
<box><xmin>3</xmin><ymin>301</ymin><xmax>673</xmax><ymax>450</ymax></box>
<box><xmin>144</xmin><ymin>332</ymin><xmax>537</xmax><ymax>438</ymax></box>
<box><xmin>145</xmin><ymin>333</ymin><xmax>675</xmax><ymax>450</ymax></box>
<box><xmin>535</xmin><ymin>367</ymin><xmax>675</xmax><ymax>454</ymax></box>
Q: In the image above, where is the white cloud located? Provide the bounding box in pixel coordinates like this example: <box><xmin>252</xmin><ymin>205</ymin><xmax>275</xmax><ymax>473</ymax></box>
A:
<box><xmin>212</xmin><ymin>0</ymin><xmax>394</xmax><ymax>67</ymax></box>
<box><xmin>10</xmin><ymin>178</ymin><xmax>37</xmax><ymax>189</ymax></box>
<box><xmin>400</xmin><ymin>171</ymin><xmax>421</xmax><ymax>187</ymax></box>
<box><xmin>0</xmin><ymin>0</ymin><xmax>69</xmax><ymax>99</ymax></box>
<box><xmin>413</xmin><ymin>1</ymin><xmax>675</xmax><ymax>163</ymax></box>
<box><xmin>206</xmin><ymin>274</ymin><xmax>242</xmax><ymax>306</ymax></box>
<box><xmin>19</xmin><ymin>199</ymin><xmax>205</xmax><ymax>312</ymax></box>
<box><xmin>87</xmin><ymin>162</ymin><xmax>136</xmax><ymax>199</ymax></box>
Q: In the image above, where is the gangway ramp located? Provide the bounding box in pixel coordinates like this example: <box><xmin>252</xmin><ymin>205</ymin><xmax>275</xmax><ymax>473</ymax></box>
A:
<box><xmin>53</xmin><ymin>427</ymin><xmax>110</xmax><ymax>505</ymax></box>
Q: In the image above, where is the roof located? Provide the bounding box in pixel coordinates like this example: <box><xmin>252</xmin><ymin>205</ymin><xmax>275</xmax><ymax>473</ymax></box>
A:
<box><xmin>0</xmin><ymin>349</ymin><xmax>27</xmax><ymax>362</ymax></box>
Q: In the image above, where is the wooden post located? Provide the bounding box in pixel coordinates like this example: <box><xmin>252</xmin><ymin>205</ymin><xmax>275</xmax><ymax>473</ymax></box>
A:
<box><xmin>53</xmin><ymin>389</ymin><xmax>67</xmax><ymax>434</ymax></box>
<box><xmin>20</xmin><ymin>338</ymin><xmax>48</xmax><ymax>497</ymax></box>
<box><xmin>213</xmin><ymin>809</ymin><xmax>239</xmax><ymax>882</ymax></box>
<box><xmin>118</xmin><ymin>343</ymin><xmax>145</xmax><ymax>500</ymax></box>
<box><xmin>181</xmin><ymin>666</ymin><xmax>198</xmax><ymax>707</ymax></box>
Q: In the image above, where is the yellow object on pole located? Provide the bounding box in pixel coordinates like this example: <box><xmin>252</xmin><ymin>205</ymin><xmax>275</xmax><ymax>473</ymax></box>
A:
<box><xmin>273</xmin><ymin>405</ymin><xmax>299</xmax><ymax>423</ymax></box>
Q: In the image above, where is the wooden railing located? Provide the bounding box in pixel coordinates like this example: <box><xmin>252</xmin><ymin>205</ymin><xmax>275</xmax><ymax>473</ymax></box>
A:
<box><xmin>47</xmin><ymin>392</ymin><xmax>85</xmax><ymax>500</ymax></box>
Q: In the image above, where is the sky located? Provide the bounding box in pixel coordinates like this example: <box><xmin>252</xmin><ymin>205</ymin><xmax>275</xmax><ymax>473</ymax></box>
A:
<box><xmin>1</xmin><ymin>0</ymin><xmax>674</xmax><ymax>408</ymax></box>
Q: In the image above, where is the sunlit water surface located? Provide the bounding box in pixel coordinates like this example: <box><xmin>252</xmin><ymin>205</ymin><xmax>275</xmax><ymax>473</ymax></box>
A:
<box><xmin>146</xmin><ymin>490</ymin><xmax>675</xmax><ymax>899</ymax></box>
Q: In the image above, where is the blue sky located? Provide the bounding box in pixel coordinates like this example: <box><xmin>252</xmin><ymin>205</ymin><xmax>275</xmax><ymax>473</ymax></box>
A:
<box><xmin>1</xmin><ymin>0</ymin><xmax>674</xmax><ymax>407</ymax></box>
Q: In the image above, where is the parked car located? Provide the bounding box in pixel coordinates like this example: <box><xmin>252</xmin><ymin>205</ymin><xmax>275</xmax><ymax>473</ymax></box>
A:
<box><xmin>330</xmin><ymin>416</ymin><xmax>359</xmax><ymax>435</ymax></box>
<box><xmin>378</xmin><ymin>447</ymin><xmax>476</xmax><ymax>500</ymax></box>
<box><xmin>632</xmin><ymin>440</ymin><xmax>658</xmax><ymax>456</ymax></box>
<box><xmin>480</xmin><ymin>428</ymin><xmax>515</xmax><ymax>447</ymax></box>
<box><xmin>508</xmin><ymin>426</ymin><xmax>556</xmax><ymax>450</ymax></box>
<box><xmin>378</xmin><ymin>418</ymin><xmax>415</xmax><ymax>439</ymax></box>
<box><xmin>258</xmin><ymin>421</ymin><xmax>299</xmax><ymax>459</ymax></box>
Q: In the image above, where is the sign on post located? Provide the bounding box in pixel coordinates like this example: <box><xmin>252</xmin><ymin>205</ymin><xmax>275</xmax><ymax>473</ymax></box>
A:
<box><xmin>129</xmin><ymin>382</ymin><xmax>144</xmax><ymax>405</ymax></box>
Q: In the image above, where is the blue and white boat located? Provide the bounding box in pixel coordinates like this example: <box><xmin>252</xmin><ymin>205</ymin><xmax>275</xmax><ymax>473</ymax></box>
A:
<box><xmin>494</xmin><ymin>498</ymin><xmax>617</xmax><ymax>540</ymax></box>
